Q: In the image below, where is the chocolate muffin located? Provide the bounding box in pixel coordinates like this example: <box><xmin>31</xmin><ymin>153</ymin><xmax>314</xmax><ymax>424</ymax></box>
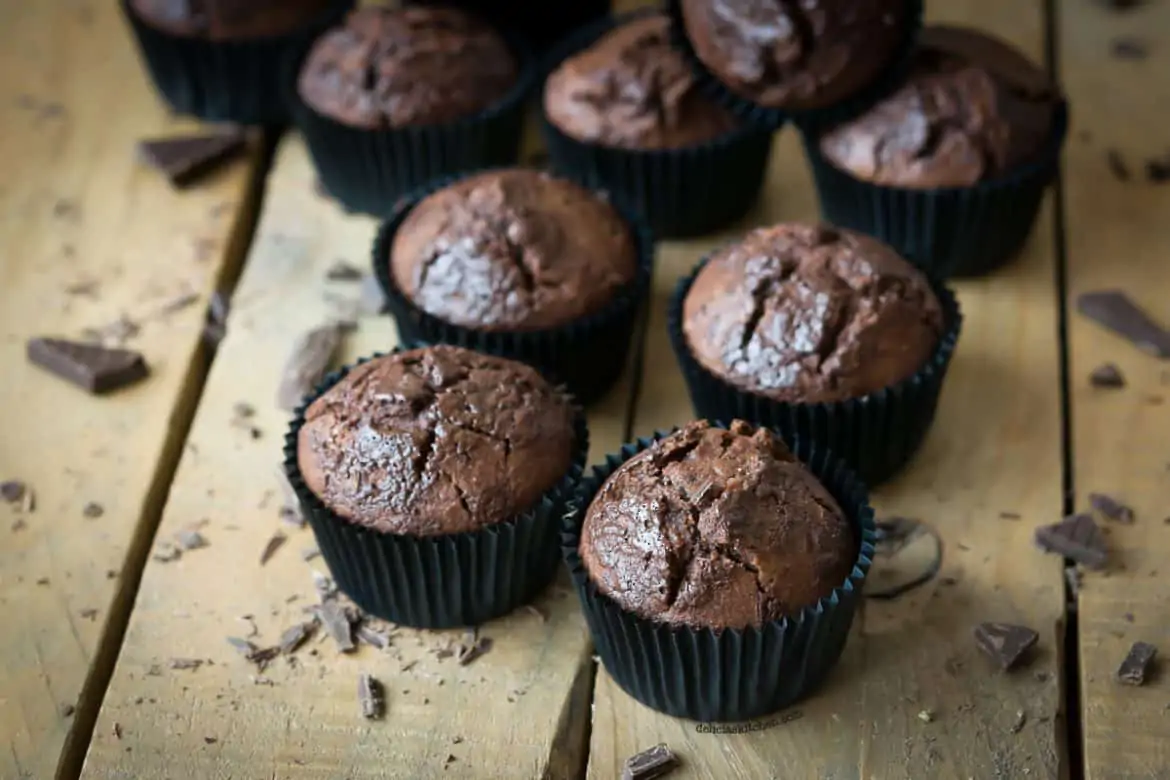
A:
<box><xmin>678</xmin><ymin>0</ymin><xmax>908</xmax><ymax>111</ymax></box>
<box><xmin>579</xmin><ymin>420</ymin><xmax>856</xmax><ymax>630</ymax></box>
<box><xmin>389</xmin><ymin>169</ymin><xmax>639</xmax><ymax>331</ymax></box>
<box><xmin>297</xmin><ymin>7</ymin><xmax>519</xmax><ymax>130</ymax></box>
<box><xmin>818</xmin><ymin>26</ymin><xmax>1059</xmax><ymax>188</ymax></box>
<box><xmin>544</xmin><ymin>13</ymin><xmax>737</xmax><ymax>150</ymax></box>
<box><xmin>296</xmin><ymin>345</ymin><xmax>576</xmax><ymax>536</ymax></box>
<box><xmin>131</xmin><ymin>0</ymin><xmax>335</xmax><ymax>39</ymax></box>
<box><xmin>682</xmin><ymin>223</ymin><xmax>943</xmax><ymax>404</ymax></box>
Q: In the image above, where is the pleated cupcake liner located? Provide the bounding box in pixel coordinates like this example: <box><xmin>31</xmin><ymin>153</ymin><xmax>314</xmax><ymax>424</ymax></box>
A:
<box><xmin>283</xmin><ymin>351</ymin><xmax>591</xmax><ymax>629</ymax></box>
<box><xmin>668</xmin><ymin>261</ymin><xmax>963</xmax><ymax>486</ymax></box>
<box><xmin>370</xmin><ymin>171</ymin><xmax>655</xmax><ymax>405</ymax></box>
<box><xmin>561</xmin><ymin>426</ymin><xmax>876</xmax><ymax>722</ymax></box>
<box><xmin>403</xmin><ymin>0</ymin><xmax>612</xmax><ymax>53</ymax></box>
<box><xmin>802</xmin><ymin>102</ymin><xmax>1069</xmax><ymax>279</ymax></box>
<box><xmin>665</xmin><ymin>0</ymin><xmax>924</xmax><ymax>133</ymax></box>
<box><xmin>538</xmin><ymin>10</ymin><xmax>776</xmax><ymax>239</ymax></box>
<box><xmin>123</xmin><ymin>0</ymin><xmax>355</xmax><ymax>126</ymax></box>
<box><xmin>286</xmin><ymin>24</ymin><xmax>537</xmax><ymax>218</ymax></box>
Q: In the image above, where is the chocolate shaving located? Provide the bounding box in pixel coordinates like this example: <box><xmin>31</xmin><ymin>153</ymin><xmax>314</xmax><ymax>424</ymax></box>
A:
<box><xmin>974</xmin><ymin>622</ymin><xmax>1039</xmax><ymax>671</ymax></box>
<box><xmin>315</xmin><ymin>600</ymin><xmax>355</xmax><ymax>652</ymax></box>
<box><xmin>27</xmin><ymin>337</ymin><xmax>148</xmax><ymax>394</ymax></box>
<box><xmin>1</xmin><ymin>480</ymin><xmax>26</xmax><ymax>503</ymax></box>
<box><xmin>137</xmin><ymin>129</ymin><xmax>246</xmax><ymax>187</ymax></box>
<box><xmin>1117</xmin><ymin>641</ymin><xmax>1157</xmax><ymax>685</ymax></box>
<box><xmin>277</xmin><ymin>324</ymin><xmax>342</xmax><ymax>411</ymax></box>
<box><xmin>621</xmin><ymin>743</ymin><xmax>679</xmax><ymax>780</ymax></box>
<box><xmin>300</xmin><ymin>547</ymin><xmax>320</xmax><ymax>561</ymax></box>
<box><xmin>1089</xmin><ymin>493</ymin><xmax>1135</xmax><ymax>524</ymax></box>
<box><xmin>1035</xmin><ymin>513</ymin><xmax>1108</xmax><ymax>569</ymax></box>
<box><xmin>259</xmin><ymin>531</ymin><xmax>287</xmax><ymax>566</ymax></box>
<box><xmin>176</xmin><ymin>530</ymin><xmax>208</xmax><ymax>550</ymax></box>
<box><xmin>358</xmin><ymin>674</ymin><xmax>385</xmax><ymax>719</ymax></box>
<box><xmin>356</xmin><ymin>624</ymin><xmax>390</xmax><ymax>650</ymax></box>
<box><xmin>1077</xmin><ymin>290</ymin><xmax>1170</xmax><ymax>358</ymax></box>
<box><xmin>278</xmin><ymin>622</ymin><xmax>316</xmax><ymax>654</ymax></box>
<box><xmin>227</xmin><ymin>636</ymin><xmax>259</xmax><ymax>657</ymax></box>
<box><xmin>457</xmin><ymin>635</ymin><xmax>492</xmax><ymax>666</ymax></box>
<box><xmin>1111</xmin><ymin>37</ymin><xmax>1149</xmax><ymax>60</ymax></box>
<box><xmin>169</xmin><ymin>658</ymin><xmax>203</xmax><ymax>670</ymax></box>
<box><xmin>325</xmin><ymin>261</ymin><xmax>363</xmax><ymax>282</ymax></box>
<box><xmin>1089</xmin><ymin>363</ymin><xmax>1126</xmax><ymax>388</ymax></box>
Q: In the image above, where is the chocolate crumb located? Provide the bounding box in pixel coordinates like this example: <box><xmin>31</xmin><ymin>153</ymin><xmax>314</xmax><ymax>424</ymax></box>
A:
<box><xmin>203</xmin><ymin>737</ymin><xmax>217</xmax><ymax>745</ymax></box>
<box><xmin>1</xmin><ymin>480</ymin><xmax>26</xmax><ymax>503</ymax></box>
<box><xmin>113</xmin><ymin>722</ymin><xmax>122</xmax><ymax>740</ymax></box>
<box><xmin>36</xmin><ymin>577</ymin><xmax>50</xmax><ymax>586</ymax></box>
<box><xmin>1124</xmin><ymin>612</ymin><xmax>1135</xmax><ymax>623</ymax></box>
<box><xmin>1106</xmin><ymin>149</ymin><xmax>1131</xmax><ymax>181</ymax></box>
<box><xmin>1111</xmin><ymin>37</ymin><xmax>1149</xmax><ymax>59</ymax></box>
<box><xmin>999</xmin><ymin>511</ymin><xmax>1022</xmax><ymax>520</ymax></box>
<box><xmin>279</xmin><ymin>505</ymin><xmax>305</xmax><ymax>529</ymax></box>
<box><xmin>300</xmin><ymin>547</ymin><xmax>320</xmax><ymax>562</ymax></box>
<box><xmin>61</xmin><ymin>704</ymin><xmax>75</xmax><ymax>718</ymax></box>
<box><xmin>457</xmin><ymin>634</ymin><xmax>492</xmax><ymax>666</ymax></box>
<box><xmin>621</xmin><ymin>743</ymin><xmax>679</xmax><ymax>780</ymax></box>
<box><xmin>232</xmin><ymin>402</ymin><xmax>255</xmax><ymax>419</ymax></box>
<box><xmin>1089</xmin><ymin>363</ymin><xmax>1126</xmax><ymax>388</ymax></box>
<box><xmin>444</xmin><ymin>754</ymin><xmax>458</xmax><ymax>768</ymax></box>
<box><xmin>1010</xmin><ymin>710</ymin><xmax>1027</xmax><ymax>734</ymax></box>
<box><xmin>82</xmin><ymin>502</ymin><xmax>104</xmax><ymax>519</ymax></box>
<box><xmin>1117</xmin><ymin>641</ymin><xmax>1157</xmax><ymax>685</ymax></box>
<box><xmin>1089</xmin><ymin>493</ymin><xmax>1135</xmax><ymax>524</ymax></box>
<box><xmin>176</xmin><ymin>530</ymin><xmax>208</xmax><ymax>550</ymax></box>
<box><xmin>79</xmin><ymin>608</ymin><xmax>98</xmax><ymax>620</ymax></box>
<box><xmin>259</xmin><ymin>531</ymin><xmax>287</xmax><ymax>565</ymax></box>
<box><xmin>358</xmin><ymin>674</ymin><xmax>385</xmax><ymax>719</ymax></box>
<box><xmin>325</xmin><ymin>261</ymin><xmax>363</xmax><ymax>282</ymax></box>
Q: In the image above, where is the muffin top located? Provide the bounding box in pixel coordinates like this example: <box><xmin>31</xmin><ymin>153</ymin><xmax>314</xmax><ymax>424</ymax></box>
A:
<box><xmin>390</xmin><ymin>169</ymin><xmax>639</xmax><ymax>331</ymax></box>
<box><xmin>818</xmin><ymin>26</ymin><xmax>1059</xmax><ymax>188</ymax></box>
<box><xmin>679</xmin><ymin>0</ymin><xmax>907</xmax><ymax>111</ymax></box>
<box><xmin>683</xmin><ymin>223</ymin><xmax>943</xmax><ymax>404</ymax></box>
<box><xmin>579</xmin><ymin>420</ymin><xmax>856</xmax><ymax>630</ymax></box>
<box><xmin>297</xmin><ymin>7</ymin><xmax>519</xmax><ymax>129</ymax></box>
<box><xmin>131</xmin><ymin>0</ymin><xmax>333</xmax><ymax>40</ymax></box>
<box><xmin>543</xmin><ymin>13</ymin><xmax>738</xmax><ymax>150</ymax></box>
<box><xmin>296</xmin><ymin>345</ymin><xmax>576</xmax><ymax>536</ymax></box>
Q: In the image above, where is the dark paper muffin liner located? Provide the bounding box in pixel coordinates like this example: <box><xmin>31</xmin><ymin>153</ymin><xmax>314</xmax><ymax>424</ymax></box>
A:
<box><xmin>539</xmin><ymin>10</ymin><xmax>776</xmax><ymax>239</ymax></box>
<box><xmin>665</xmin><ymin>0</ymin><xmax>923</xmax><ymax>132</ymax></box>
<box><xmin>803</xmin><ymin>102</ymin><xmax>1069</xmax><ymax>279</ymax></box>
<box><xmin>561</xmin><ymin>426</ymin><xmax>876</xmax><ymax>722</ymax></box>
<box><xmin>371</xmin><ymin>171</ymin><xmax>655</xmax><ymax>405</ymax></box>
<box><xmin>283</xmin><ymin>351</ymin><xmax>591</xmax><ymax>629</ymax></box>
<box><xmin>404</xmin><ymin>0</ymin><xmax>612</xmax><ymax>53</ymax></box>
<box><xmin>123</xmin><ymin>0</ymin><xmax>355</xmax><ymax>125</ymax></box>
<box><xmin>287</xmin><ymin>24</ymin><xmax>537</xmax><ymax>217</ymax></box>
<box><xmin>668</xmin><ymin>262</ymin><xmax>963</xmax><ymax>485</ymax></box>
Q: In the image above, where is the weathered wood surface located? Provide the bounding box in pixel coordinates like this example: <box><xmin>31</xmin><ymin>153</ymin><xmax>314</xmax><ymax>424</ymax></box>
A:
<box><xmin>1060</xmin><ymin>0</ymin><xmax>1170</xmax><ymax>777</ymax></box>
<box><xmin>588</xmin><ymin>1</ymin><xmax>1068</xmax><ymax>777</ymax></box>
<box><xmin>79</xmin><ymin>137</ymin><xmax>634</xmax><ymax>779</ymax></box>
<box><xmin>0</xmin><ymin>2</ymin><xmax>260</xmax><ymax>778</ymax></box>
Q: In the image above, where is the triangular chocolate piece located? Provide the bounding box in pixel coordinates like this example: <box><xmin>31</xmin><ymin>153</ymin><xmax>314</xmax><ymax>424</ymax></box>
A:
<box><xmin>137</xmin><ymin>129</ymin><xmax>246</xmax><ymax>187</ymax></box>
<box><xmin>1035</xmin><ymin>513</ymin><xmax>1108</xmax><ymax>569</ymax></box>
<box><xmin>27</xmin><ymin>337</ymin><xmax>148</xmax><ymax>394</ymax></box>
<box><xmin>974</xmin><ymin>622</ymin><xmax>1039</xmax><ymax>671</ymax></box>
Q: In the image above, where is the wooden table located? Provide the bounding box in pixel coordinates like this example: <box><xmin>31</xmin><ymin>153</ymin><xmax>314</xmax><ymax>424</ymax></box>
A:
<box><xmin>1</xmin><ymin>0</ymin><xmax>1167</xmax><ymax>778</ymax></box>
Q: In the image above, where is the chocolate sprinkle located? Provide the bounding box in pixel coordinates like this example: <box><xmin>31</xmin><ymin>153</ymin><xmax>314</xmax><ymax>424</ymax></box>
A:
<box><xmin>277</xmin><ymin>324</ymin><xmax>343</xmax><ymax>411</ymax></box>
<box><xmin>1035</xmin><ymin>513</ymin><xmax>1108</xmax><ymax>569</ymax></box>
<box><xmin>259</xmin><ymin>531</ymin><xmax>287</xmax><ymax>566</ymax></box>
<box><xmin>1089</xmin><ymin>363</ymin><xmax>1126</xmax><ymax>388</ymax></box>
<box><xmin>1117</xmin><ymin>641</ymin><xmax>1157</xmax><ymax>685</ymax></box>
<box><xmin>622</xmin><ymin>743</ymin><xmax>679</xmax><ymax>780</ymax></box>
<box><xmin>974</xmin><ymin>623</ymin><xmax>1039</xmax><ymax>671</ymax></box>
<box><xmin>358</xmin><ymin>674</ymin><xmax>385</xmax><ymax>719</ymax></box>
<box><xmin>1077</xmin><ymin>290</ymin><xmax>1170</xmax><ymax>358</ymax></box>
<box><xmin>137</xmin><ymin>129</ymin><xmax>247</xmax><ymax>188</ymax></box>
<box><xmin>1089</xmin><ymin>493</ymin><xmax>1135</xmax><ymax>524</ymax></box>
<box><xmin>27</xmin><ymin>337</ymin><xmax>148</xmax><ymax>394</ymax></box>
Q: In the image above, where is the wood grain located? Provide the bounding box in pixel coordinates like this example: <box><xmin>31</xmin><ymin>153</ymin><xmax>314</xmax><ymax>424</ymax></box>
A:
<box><xmin>0</xmin><ymin>2</ymin><xmax>260</xmax><ymax>778</ymax></box>
<box><xmin>80</xmin><ymin>137</ymin><xmax>636</xmax><ymax>780</ymax></box>
<box><xmin>589</xmin><ymin>1</ymin><xmax>1068</xmax><ymax>777</ymax></box>
<box><xmin>1059</xmin><ymin>0</ymin><xmax>1170</xmax><ymax>776</ymax></box>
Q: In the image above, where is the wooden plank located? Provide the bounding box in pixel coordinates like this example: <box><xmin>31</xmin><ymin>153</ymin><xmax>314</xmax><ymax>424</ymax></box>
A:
<box><xmin>1059</xmin><ymin>1</ymin><xmax>1170</xmax><ymax>777</ymax></box>
<box><xmin>0</xmin><ymin>2</ymin><xmax>261</xmax><ymax>778</ymax></box>
<box><xmin>590</xmin><ymin>1</ymin><xmax>1068</xmax><ymax>777</ymax></box>
<box><xmin>80</xmin><ymin>136</ymin><xmax>635</xmax><ymax>779</ymax></box>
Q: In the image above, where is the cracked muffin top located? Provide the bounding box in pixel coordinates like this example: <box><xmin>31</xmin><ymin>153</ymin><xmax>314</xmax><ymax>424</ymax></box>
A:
<box><xmin>297</xmin><ymin>7</ymin><xmax>518</xmax><ymax>129</ymax></box>
<box><xmin>679</xmin><ymin>0</ymin><xmax>908</xmax><ymax>111</ymax></box>
<box><xmin>682</xmin><ymin>223</ymin><xmax>943</xmax><ymax>404</ymax></box>
<box><xmin>579</xmin><ymin>420</ymin><xmax>856</xmax><ymax>630</ymax></box>
<box><xmin>132</xmin><ymin>0</ymin><xmax>334</xmax><ymax>40</ymax></box>
<box><xmin>818</xmin><ymin>26</ymin><xmax>1059</xmax><ymax>188</ymax></box>
<box><xmin>296</xmin><ymin>345</ymin><xmax>576</xmax><ymax>536</ymax></box>
<box><xmin>543</xmin><ymin>13</ymin><xmax>737</xmax><ymax>150</ymax></box>
<box><xmin>389</xmin><ymin>169</ymin><xmax>639</xmax><ymax>331</ymax></box>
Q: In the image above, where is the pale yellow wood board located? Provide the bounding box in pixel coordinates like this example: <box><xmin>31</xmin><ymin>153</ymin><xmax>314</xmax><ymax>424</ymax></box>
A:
<box><xmin>1059</xmin><ymin>1</ymin><xmax>1170</xmax><ymax>777</ymax></box>
<box><xmin>0</xmin><ymin>2</ymin><xmax>260</xmax><ymax>778</ymax></box>
<box><xmin>80</xmin><ymin>136</ymin><xmax>636</xmax><ymax>779</ymax></box>
<box><xmin>590</xmin><ymin>1</ymin><xmax>1068</xmax><ymax>777</ymax></box>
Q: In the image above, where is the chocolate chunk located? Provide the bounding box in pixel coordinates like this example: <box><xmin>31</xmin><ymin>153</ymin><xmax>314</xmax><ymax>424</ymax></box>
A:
<box><xmin>621</xmin><ymin>743</ymin><xmax>679</xmax><ymax>780</ymax></box>
<box><xmin>974</xmin><ymin>622</ymin><xmax>1039</xmax><ymax>671</ymax></box>
<box><xmin>315</xmin><ymin>600</ymin><xmax>355</xmax><ymax>652</ymax></box>
<box><xmin>358</xmin><ymin>673</ymin><xmax>385</xmax><ymax>719</ymax></box>
<box><xmin>137</xmin><ymin>129</ymin><xmax>246</xmax><ymax>188</ymax></box>
<box><xmin>278</xmin><ymin>622</ymin><xmax>315</xmax><ymax>654</ymax></box>
<box><xmin>1</xmin><ymin>481</ymin><xmax>26</xmax><ymax>503</ymax></box>
<box><xmin>277</xmin><ymin>324</ymin><xmax>343</xmax><ymax>410</ymax></box>
<box><xmin>1089</xmin><ymin>363</ymin><xmax>1126</xmax><ymax>388</ymax></box>
<box><xmin>259</xmin><ymin>531</ymin><xmax>287</xmax><ymax>566</ymax></box>
<box><xmin>27</xmin><ymin>337</ymin><xmax>148</xmax><ymax>394</ymax></box>
<box><xmin>1035</xmin><ymin>513</ymin><xmax>1108</xmax><ymax>569</ymax></box>
<box><xmin>1111</xmin><ymin>37</ymin><xmax>1148</xmax><ymax>59</ymax></box>
<box><xmin>1077</xmin><ymin>291</ymin><xmax>1170</xmax><ymax>357</ymax></box>
<box><xmin>1089</xmin><ymin>493</ymin><xmax>1135</xmax><ymax>524</ymax></box>
<box><xmin>176</xmin><ymin>530</ymin><xmax>208</xmax><ymax>550</ymax></box>
<box><xmin>1117</xmin><ymin>641</ymin><xmax>1157</xmax><ymax>685</ymax></box>
<box><xmin>325</xmin><ymin>261</ymin><xmax>363</xmax><ymax>282</ymax></box>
